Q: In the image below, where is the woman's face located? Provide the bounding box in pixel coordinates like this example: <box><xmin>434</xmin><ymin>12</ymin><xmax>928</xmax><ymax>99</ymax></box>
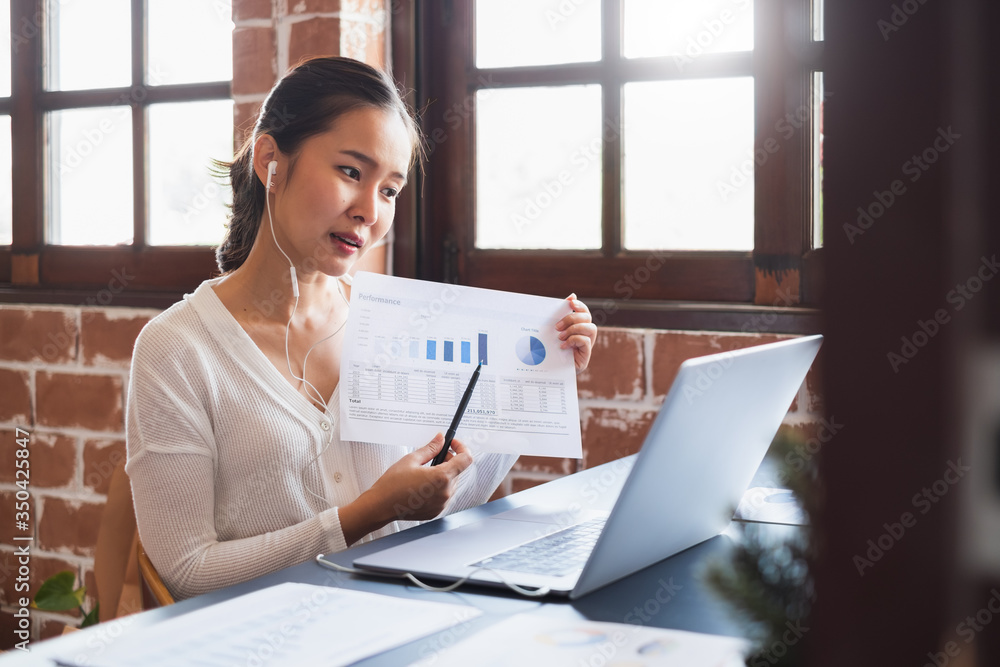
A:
<box><xmin>269</xmin><ymin>106</ymin><xmax>412</xmax><ymax>278</ymax></box>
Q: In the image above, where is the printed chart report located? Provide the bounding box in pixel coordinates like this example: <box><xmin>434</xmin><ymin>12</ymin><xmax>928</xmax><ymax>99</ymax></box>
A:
<box><xmin>340</xmin><ymin>272</ymin><xmax>582</xmax><ymax>458</ymax></box>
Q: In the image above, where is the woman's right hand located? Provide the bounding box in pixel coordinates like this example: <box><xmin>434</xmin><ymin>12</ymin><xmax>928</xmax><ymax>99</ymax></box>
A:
<box><xmin>339</xmin><ymin>434</ymin><xmax>473</xmax><ymax>545</ymax></box>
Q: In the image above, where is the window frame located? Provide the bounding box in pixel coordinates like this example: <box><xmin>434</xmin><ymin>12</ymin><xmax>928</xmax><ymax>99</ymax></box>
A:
<box><xmin>393</xmin><ymin>0</ymin><xmax>823</xmax><ymax>332</ymax></box>
<box><xmin>0</xmin><ymin>0</ymin><xmax>229</xmax><ymax>304</ymax></box>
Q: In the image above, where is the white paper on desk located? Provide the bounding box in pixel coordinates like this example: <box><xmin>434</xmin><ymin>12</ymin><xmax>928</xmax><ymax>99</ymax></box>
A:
<box><xmin>410</xmin><ymin>614</ymin><xmax>749</xmax><ymax>667</ymax></box>
<box><xmin>55</xmin><ymin>583</ymin><xmax>480</xmax><ymax>667</ymax></box>
<box><xmin>340</xmin><ymin>272</ymin><xmax>582</xmax><ymax>458</ymax></box>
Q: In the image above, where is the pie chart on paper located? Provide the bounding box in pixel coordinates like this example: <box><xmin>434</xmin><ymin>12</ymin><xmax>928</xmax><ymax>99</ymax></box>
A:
<box><xmin>516</xmin><ymin>335</ymin><xmax>546</xmax><ymax>366</ymax></box>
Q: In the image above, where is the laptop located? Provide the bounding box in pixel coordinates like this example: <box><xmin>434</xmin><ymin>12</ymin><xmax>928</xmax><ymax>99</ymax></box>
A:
<box><xmin>352</xmin><ymin>335</ymin><xmax>823</xmax><ymax>599</ymax></box>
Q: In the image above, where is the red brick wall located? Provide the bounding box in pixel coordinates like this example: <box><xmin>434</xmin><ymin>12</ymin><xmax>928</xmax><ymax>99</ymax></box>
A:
<box><xmin>0</xmin><ymin>306</ymin><xmax>157</xmax><ymax>642</ymax></box>
<box><xmin>233</xmin><ymin>0</ymin><xmax>389</xmax><ymax>142</ymax></box>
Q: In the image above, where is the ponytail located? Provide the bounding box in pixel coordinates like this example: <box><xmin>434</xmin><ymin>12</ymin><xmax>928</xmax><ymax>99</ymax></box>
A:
<box><xmin>216</xmin><ymin>138</ymin><xmax>265</xmax><ymax>273</ymax></box>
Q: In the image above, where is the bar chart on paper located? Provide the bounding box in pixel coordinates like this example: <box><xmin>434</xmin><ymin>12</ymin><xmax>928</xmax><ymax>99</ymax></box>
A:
<box><xmin>396</xmin><ymin>332</ymin><xmax>489</xmax><ymax>365</ymax></box>
<box><xmin>340</xmin><ymin>273</ymin><xmax>582</xmax><ymax>458</ymax></box>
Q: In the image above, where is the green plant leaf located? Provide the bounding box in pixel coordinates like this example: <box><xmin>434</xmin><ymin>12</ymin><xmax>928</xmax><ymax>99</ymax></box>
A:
<box><xmin>32</xmin><ymin>571</ymin><xmax>86</xmax><ymax>612</ymax></box>
<box><xmin>81</xmin><ymin>602</ymin><xmax>100</xmax><ymax>628</ymax></box>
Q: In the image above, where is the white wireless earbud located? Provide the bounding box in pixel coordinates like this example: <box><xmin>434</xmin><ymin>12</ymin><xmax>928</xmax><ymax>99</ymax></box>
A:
<box><xmin>266</xmin><ymin>160</ymin><xmax>277</xmax><ymax>191</ymax></box>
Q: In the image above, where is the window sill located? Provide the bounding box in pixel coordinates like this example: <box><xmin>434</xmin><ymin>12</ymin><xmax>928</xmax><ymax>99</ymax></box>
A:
<box><xmin>598</xmin><ymin>299</ymin><xmax>821</xmax><ymax>334</ymax></box>
<box><xmin>0</xmin><ymin>286</ymin><xmax>188</xmax><ymax>311</ymax></box>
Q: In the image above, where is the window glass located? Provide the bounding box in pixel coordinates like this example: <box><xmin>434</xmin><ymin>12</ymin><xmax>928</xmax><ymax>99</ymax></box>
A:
<box><xmin>476</xmin><ymin>0</ymin><xmax>601</xmax><ymax>68</ymax></box>
<box><xmin>148</xmin><ymin>100</ymin><xmax>234</xmax><ymax>246</ymax></box>
<box><xmin>46</xmin><ymin>0</ymin><xmax>131</xmax><ymax>91</ymax></box>
<box><xmin>0</xmin><ymin>116</ymin><xmax>10</xmax><ymax>245</ymax></box>
<box><xmin>623</xmin><ymin>78</ymin><xmax>754</xmax><ymax>251</ymax></box>
<box><xmin>812</xmin><ymin>71</ymin><xmax>824</xmax><ymax>248</ymax></box>
<box><xmin>48</xmin><ymin>107</ymin><xmax>134</xmax><ymax>245</ymax></box>
<box><xmin>148</xmin><ymin>0</ymin><xmax>234</xmax><ymax>85</ymax></box>
<box><xmin>0</xmin><ymin>1</ymin><xmax>11</xmax><ymax>97</ymax></box>
<box><xmin>623</xmin><ymin>0</ymin><xmax>754</xmax><ymax>60</ymax></box>
<box><xmin>476</xmin><ymin>85</ymin><xmax>603</xmax><ymax>250</ymax></box>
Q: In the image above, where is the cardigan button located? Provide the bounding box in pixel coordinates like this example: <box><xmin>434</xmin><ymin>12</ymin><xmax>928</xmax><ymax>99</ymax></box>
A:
<box><xmin>320</xmin><ymin>421</ymin><xmax>330</xmax><ymax>431</ymax></box>
<box><xmin>334</xmin><ymin>472</ymin><xmax>343</xmax><ymax>483</ymax></box>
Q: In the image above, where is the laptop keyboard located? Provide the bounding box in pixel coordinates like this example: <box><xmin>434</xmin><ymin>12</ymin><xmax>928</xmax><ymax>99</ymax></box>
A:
<box><xmin>470</xmin><ymin>516</ymin><xmax>607</xmax><ymax>576</ymax></box>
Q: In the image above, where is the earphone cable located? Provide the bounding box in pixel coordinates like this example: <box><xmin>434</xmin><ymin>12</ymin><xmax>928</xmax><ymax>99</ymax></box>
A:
<box><xmin>314</xmin><ymin>554</ymin><xmax>552</xmax><ymax>598</ymax></box>
<box><xmin>265</xmin><ymin>170</ymin><xmax>352</xmax><ymax>504</ymax></box>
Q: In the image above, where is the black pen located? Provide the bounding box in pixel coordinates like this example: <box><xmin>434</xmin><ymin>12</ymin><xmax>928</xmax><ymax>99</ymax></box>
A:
<box><xmin>431</xmin><ymin>362</ymin><xmax>482</xmax><ymax>466</ymax></box>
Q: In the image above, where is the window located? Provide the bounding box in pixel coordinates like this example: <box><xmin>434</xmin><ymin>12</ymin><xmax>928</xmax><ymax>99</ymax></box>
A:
<box><xmin>1</xmin><ymin>0</ymin><xmax>233</xmax><ymax>297</ymax></box>
<box><xmin>400</xmin><ymin>0</ymin><xmax>824</xmax><ymax>329</ymax></box>
<box><xmin>0</xmin><ymin>4</ymin><xmax>12</xmax><ymax>245</ymax></box>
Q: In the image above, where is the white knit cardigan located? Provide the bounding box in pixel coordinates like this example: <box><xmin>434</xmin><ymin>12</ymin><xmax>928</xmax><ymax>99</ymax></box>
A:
<box><xmin>126</xmin><ymin>278</ymin><xmax>516</xmax><ymax>600</ymax></box>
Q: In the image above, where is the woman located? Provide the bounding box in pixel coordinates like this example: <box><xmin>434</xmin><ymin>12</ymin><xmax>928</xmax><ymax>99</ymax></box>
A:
<box><xmin>126</xmin><ymin>56</ymin><xmax>597</xmax><ymax>600</ymax></box>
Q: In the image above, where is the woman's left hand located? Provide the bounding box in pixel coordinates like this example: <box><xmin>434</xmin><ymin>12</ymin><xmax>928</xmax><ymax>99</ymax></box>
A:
<box><xmin>556</xmin><ymin>294</ymin><xmax>598</xmax><ymax>373</ymax></box>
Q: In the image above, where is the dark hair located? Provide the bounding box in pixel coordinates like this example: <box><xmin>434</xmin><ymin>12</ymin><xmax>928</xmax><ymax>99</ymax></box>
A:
<box><xmin>216</xmin><ymin>57</ymin><xmax>422</xmax><ymax>273</ymax></box>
